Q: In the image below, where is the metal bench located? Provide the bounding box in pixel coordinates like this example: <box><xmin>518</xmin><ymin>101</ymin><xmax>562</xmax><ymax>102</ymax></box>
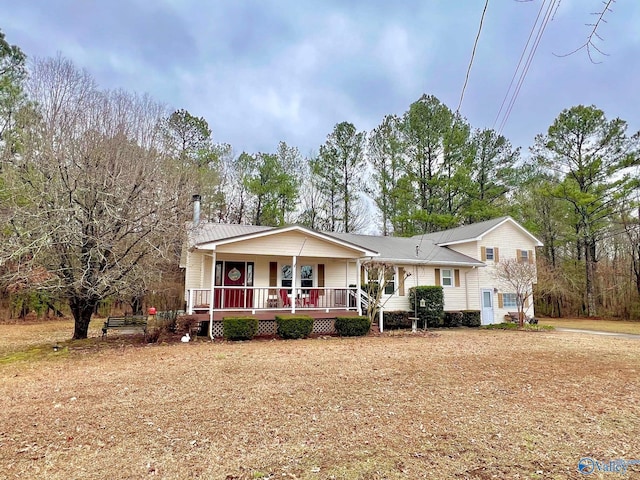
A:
<box><xmin>102</xmin><ymin>315</ymin><xmax>148</xmax><ymax>338</ymax></box>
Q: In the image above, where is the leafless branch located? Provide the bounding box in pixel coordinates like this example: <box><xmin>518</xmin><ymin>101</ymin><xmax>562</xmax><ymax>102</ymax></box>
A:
<box><xmin>553</xmin><ymin>0</ymin><xmax>615</xmax><ymax>63</ymax></box>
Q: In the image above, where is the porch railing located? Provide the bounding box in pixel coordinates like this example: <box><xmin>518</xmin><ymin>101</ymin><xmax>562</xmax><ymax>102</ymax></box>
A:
<box><xmin>186</xmin><ymin>287</ymin><xmax>359</xmax><ymax>314</ymax></box>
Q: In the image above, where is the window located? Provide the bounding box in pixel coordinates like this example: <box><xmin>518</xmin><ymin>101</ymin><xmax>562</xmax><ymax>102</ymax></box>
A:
<box><xmin>384</xmin><ymin>268</ymin><xmax>396</xmax><ymax>295</ymax></box>
<box><xmin>281</xmin><ymin>265</ymin><xmax>292</xmax><ymax>291</ymax></box>
<box><xmin>366</xmin><ymin>266</ymin><xmax>396</xmax><ymax>295</ymax></box>
<box><xmin>503</xmin><ymin>293</ymin><xmax>518</xmax><ymax>308</ymax></box>
<box><xmin>485</xmin><ymin>247</ymin><xmax>494</xmax><ymax>261</ymax></box>
<box><xmin>441</xmin><ymin>269</ymin><xmax>453</xmax><ymax>287</ymax></box>
<box><xmin>300</xmin><ymin>265</ymin><xmax>313</xmax><ymax>292</ymax></box>
<box><xmin>517</xmin><ymin>249</ymin><xmax>532</xmax><ymax>264</ymax></box>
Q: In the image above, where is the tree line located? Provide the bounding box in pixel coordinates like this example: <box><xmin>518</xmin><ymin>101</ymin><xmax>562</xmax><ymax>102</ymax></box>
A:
<box><xmin>1</xmin><ymin>29</ymin><xmax>639</xmax><ymax>338</ymax></box>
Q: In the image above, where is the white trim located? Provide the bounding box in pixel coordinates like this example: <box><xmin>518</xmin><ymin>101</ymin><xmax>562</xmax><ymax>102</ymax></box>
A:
<box><xmin>440</xmin><ymin>268</ymin><xmax>454</xmax><ymax>287</ymax></box>
<box><xmin>209</xmin><ymin>251</ymin><xmax>216</xmax><ymax>339</ymax></box>
<box><xmin>436</xmin><ymin>217</ymin><xmax>543</xmax><ymax>247</ymax></box>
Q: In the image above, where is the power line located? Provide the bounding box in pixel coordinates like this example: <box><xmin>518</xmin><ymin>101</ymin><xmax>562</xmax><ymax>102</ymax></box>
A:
<box><xmin>456</xmin><ymin>0</ymin><xmax>490</xmax><ymax>113</ymax></box>
<box><xmin>492</xmin><ymin>0</ymin><xmax>547</xmax><ymax>130</ymax></box>
<box><xmin>495</xmin><ymin>0</ymin><xmax>559</xmax><ymax>135</ymax></box>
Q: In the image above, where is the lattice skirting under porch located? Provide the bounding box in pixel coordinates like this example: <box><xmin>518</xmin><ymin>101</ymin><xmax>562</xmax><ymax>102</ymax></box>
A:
<box><xmin>312</xmin><ymin>318</ymin><xmax>335</xmax><ymax>334</ymax></box>
<box><xmin>209</xmin><ymin>318</ymin><xmax>336</xmax><ymax>337</ymax></box>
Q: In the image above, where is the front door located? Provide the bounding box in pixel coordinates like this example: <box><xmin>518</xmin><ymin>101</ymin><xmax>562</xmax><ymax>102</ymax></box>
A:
<box><xmin>481</xmin><ymin>289</ymin><xmax>495</xmax><ymax>325</ymax></box>
<box><xmin>224</xmin><ymin>262</ymin><xmax>246</xmax><ymax>308</ymax></box>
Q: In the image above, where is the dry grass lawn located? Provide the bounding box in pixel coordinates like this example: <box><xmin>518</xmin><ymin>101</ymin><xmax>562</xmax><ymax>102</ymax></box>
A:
<box><xmin>1</xmin><ymin>321</ymin><xmax>639</xmax><ymax>479</ymax></box>
<box><xmin>539</xmin><ymin>317</ymin><xmax>640</xmax><ymax>335</ymax></box>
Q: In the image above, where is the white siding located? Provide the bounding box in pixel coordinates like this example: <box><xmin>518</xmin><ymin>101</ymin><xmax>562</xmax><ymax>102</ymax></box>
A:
<box><xmin>448</xmin><ymin>221</ymin><xmax>539</xmax><ymax>322</ymax></box>
<box><xmin>214</xmin><ymin>231</ymin><xmax>364</xmax><ymax>258</ymax></box>
<box><xmin>379</xmin><ymin>264</ymin><xmax>479</xmax><ymax>312</ymax></box>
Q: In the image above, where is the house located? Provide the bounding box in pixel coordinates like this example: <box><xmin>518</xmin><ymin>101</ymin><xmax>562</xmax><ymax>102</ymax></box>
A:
<box><xmin>181</xmin><ymin>201</ymin><xmax>543</xmax><ymax>337</ymax></box>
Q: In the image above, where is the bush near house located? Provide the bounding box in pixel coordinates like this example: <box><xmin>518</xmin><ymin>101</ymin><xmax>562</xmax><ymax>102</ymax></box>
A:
<box><xmin>409</xmin><ymin>286</ymin><xmax>444</xmax><ymax>327</ymax></box>
<box><xmin>461</xmin><ymin>310</ymin><xmax>481</xmax><ymax>327</ymax></box>
<box><xmin>383</xmin><ymin>310</ymin><xmax>412</xmax><ymax>329</ymax></box>
<box><xmin>443</xmin><ymin>311</ymin><xmax>464</xmax><ymax>327</ymax></box>
<box><xmin>443</xmin><ymin>310</ymin><xmax>481</xmax><ymax>328</ymax></box>
<box><xmin>275</xmin><ymin>314</ymin><xmax>313</xmax><ymax>339</ymax></box>
<box><xmin>223</xmin><ymin>316</ymin><xmax>259</xmax><ymax>341</ymax></box>
<box><xmin>335</xmin><ymin>316</ymin><xmax>370</xmax><ymax>336</ymax></box>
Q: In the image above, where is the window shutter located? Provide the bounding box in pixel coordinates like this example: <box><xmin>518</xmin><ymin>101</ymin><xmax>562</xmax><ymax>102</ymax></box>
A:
<box><xmin>435</xmin><ymin>268</ymin><xmax>441</xmax><ymax>286</ymax></box>
<box><xmin>399</xmin><ymin>267</ymin><xmax>405</xmax><ymax>296</ymax></box>
<box><xmin>494</xmin><ymin>247</ymin><xmax>500</xmax><ymax>262</ymax></box>
<box><xmin>498</xmin><ymin>293</ymin><xmax>503</xmax><ymax>308</ymax></box>
<box><xmin>269</xmin><ymin>262</ymin><xmax>278</xmax><ymax>286</ymax></box>
<box><xmin>524</xmin><ymin>295</ymin><xmax>529</xmax><ymax>307</ymax></box>
<box><xmin>361</xmin><ymin>265</ymin><xmax>365</xmax><ymax>285</ymax></box>
<box><xmin>480</xmin><ymin>246</ymin><xmax>486</xmax><ymax>261</ymax></box>
<box><xmin>528</xmin><ymin>250</ymin><xmax>534</xmax><ymax>264</ymax></box>
<box><xmin>318</xmin><ymin>264</ymin><xmax>325</xmax><ymax>296</ymax></box>
<box><xmin>454</xmin><ymin>269</ymin><xmax>460</xmax><ymax>287</ymax></box>
<box><xmin>516</xmin><ymin>249</ymin><xmax>522</xmax><ymax>262</ymax></box>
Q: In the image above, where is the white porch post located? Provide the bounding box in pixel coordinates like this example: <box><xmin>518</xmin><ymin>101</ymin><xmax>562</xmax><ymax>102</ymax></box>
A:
<box><xmin>291</xmin><ymin>255</ymin><xmax>297</xmax><ymax>313</ymax></box>
<box><xmin>356</xmin><ymin>258</ymin><xmax>362</xmax><ymax>316</ymax></box>
<box><xmin>379</xmin><ymin>304</ymin><xmax>384</xmax><ymax>333</ymax></box>
<box><xmin>209</xmin><ymin>252</ymin><xmax>216</xmax><ymax>339</ymax></box>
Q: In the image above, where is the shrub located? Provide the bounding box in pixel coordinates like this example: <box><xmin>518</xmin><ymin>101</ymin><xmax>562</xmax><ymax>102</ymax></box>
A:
<box><xmin>482</xmin><ymin>322</ymin><xmax>553</xmax><ymax>331</ymax></box>
<box><xmin>223</xmin><ymin>316</ymin><xmax>258</xmax><ymax>340</ymax></box>
<box><xmin>335</xmin><ymin>316</ymin><xmax>370</xmax><ymax>336</ymax></box>
<box><xmin>482</xmin><ymin>322</ymin><xmax>519</xmax><ymax>330</ymax></box>
<box><xmin>409</xmin><ymin>286</ymin><xmax>444</xmax><ymax>327</ymax></box>
<box><xmin>384</xmin><ymin>310</ymin><xmax>413</xmax><ymax>329</ymax></box>
<box><xmin>461</xmin><ymin>310</ymin><xmax>481</xmax><ymax>327</ymax></box>
<box><xmin>176</xmin><ymin>314</ymin><xmax>203</xmax><ymax>336</ymax></box>
<box><xmin>275</xmin><ymin>314</ymin><xmax>313</xmax><ymax>339</ymax></box>
<box><xmin>443</xmin><ymin>311</ymin><xmax>464</xmax><ymax>327</ymax></box>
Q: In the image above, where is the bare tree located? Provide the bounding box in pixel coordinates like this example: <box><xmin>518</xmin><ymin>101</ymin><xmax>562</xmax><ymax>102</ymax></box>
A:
<box><xmin>1</xmin><ymin>55</ymin><xmax>188</xmax><ymax>338</ymax></box>
<box><xmin>493</xmin><ymin>258</ymin><xmax>538</xmax><ymax>327</ymax></box>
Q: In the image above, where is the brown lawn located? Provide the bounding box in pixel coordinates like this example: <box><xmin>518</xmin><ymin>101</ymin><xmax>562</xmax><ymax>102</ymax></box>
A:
<box><xmin>539</xmin><ymin>318</ymin><xmax>640</xmax><ymax>335</ymax></box>
<box><xmin>1</xmin><ymin>321</ymin><xmax>639</xmax><ymax>479</ymax></box>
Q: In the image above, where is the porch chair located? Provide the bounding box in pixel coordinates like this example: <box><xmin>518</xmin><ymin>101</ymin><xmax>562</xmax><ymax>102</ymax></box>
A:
<box><xmin>279</xmin><ymin>288</ymin><xmax>291</xmax><ymax>307</ymax></box>
<box><xmin>304</xmin><ymin>289</ymin><xmax>320</xmax><ymax>308</ymax></box>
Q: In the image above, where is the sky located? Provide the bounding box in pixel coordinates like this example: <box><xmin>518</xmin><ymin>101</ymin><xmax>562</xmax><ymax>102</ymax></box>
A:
<box><xmin>1</xmin><ymin>0</ymin><xmax>639</xmax><ymax>158</ymax></box>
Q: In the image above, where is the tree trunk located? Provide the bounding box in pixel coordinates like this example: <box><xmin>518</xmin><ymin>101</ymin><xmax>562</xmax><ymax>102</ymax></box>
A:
<box><xmin>70</xmin><ymin>298</ymin><xmax>96</xmax><ymax>339</ymax></box>
<box><xmin>584</xmin><ymin>240</ymin><xmax>597</xmax><ymax>317</ymax></box>
<box><xmin>131</xmin><ymin>296</ymin><xmax>143</xmax><ymax>316</ymax></box>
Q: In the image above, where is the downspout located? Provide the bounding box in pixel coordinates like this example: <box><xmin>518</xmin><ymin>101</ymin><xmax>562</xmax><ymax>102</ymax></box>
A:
<box><xmin>356</xmin><ymin>258</ymin><xmax>362</xmax><ymax>316</ymax></box>
<box><xmin>291</xmin><ymin>255</ymin><xmax>297</xmax><ymax>313</ymax></box>
<box><xmin>209</xmin><ymin>251</ymin><xmax>216</xmax><ymax>340</ymax></box>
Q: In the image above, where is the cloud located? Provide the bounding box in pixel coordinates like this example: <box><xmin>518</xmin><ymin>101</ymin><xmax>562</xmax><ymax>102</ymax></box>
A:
<box><xmin>1</xmin><ymin>0</ymin><xmax>638</xmax><ymax>156</ymax></box>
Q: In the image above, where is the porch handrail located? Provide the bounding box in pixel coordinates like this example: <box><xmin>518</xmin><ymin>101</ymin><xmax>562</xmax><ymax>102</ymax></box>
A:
<box><xmin>186</xmin><ymin>286</ymin><xmax>358</xmax><ymax>313</ymax></box>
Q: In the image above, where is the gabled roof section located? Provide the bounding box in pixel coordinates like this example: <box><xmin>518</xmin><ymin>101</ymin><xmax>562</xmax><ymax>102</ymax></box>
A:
<box><xmin>418</xmin><ymin>216</ymin><xmax>543</xmax><ymax>247</ymax></box>
<box><xmin>189</xmin><ymin>223</ymin><xmax>273</xmax><ymax>246</ymax></box>
<box><xmin>327</xmin><ymin>232</ymin><xmax>484</xmax><ymax>267</ymax></box>
<box><xmin>190</xmin><ymin>223</ymin><xmax>379</xmax><ymax>257</ymax></box>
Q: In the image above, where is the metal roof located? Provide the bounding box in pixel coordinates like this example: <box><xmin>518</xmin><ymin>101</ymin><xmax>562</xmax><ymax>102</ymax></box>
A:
<box><xmin>185</xmin><ymin>217</ymin><xmax>538</xmax><ymax>267</ymax></box>
<box><xmin>326</xmin><ymin>232</ymin><xmax>484</xmax><ymax>266</ymax></box>
<box><xmin>416</xmin><ymin>216</ymin><xmax>542</xmax><ymax>247</ymax></box>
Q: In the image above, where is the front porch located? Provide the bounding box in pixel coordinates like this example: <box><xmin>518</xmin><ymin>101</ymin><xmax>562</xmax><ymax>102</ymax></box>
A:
<box><xmin>186</xmin><ymin>286</ymin><xmax>362</xmax><ymax>315</ymax></box>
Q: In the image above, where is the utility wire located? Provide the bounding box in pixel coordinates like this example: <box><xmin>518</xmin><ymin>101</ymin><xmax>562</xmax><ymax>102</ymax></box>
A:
<box><xmin>496</xmin><ymin>0</ymin><xmax>559</xmax><ymax>134</ymax></box>
<box><xmin>456</xmin><ymin>0</ymin><xmax>490</xmax><ymax>113</ymax></box>
<box><xmin>492</xmin><ymin>0</ymin><xmax>547</xmax><ymax>130</ymax></box>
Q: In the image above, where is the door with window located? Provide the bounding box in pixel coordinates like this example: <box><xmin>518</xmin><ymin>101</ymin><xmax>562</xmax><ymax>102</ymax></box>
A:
<box><xmin>215</xmin><ymin>261</ymin><xmax>254</xmax><ymax>308</ymax></box>
<box><xmin>481</xmin><ymin>289</ymin><xmax>495</xmax><ymax>325</ymax></box>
